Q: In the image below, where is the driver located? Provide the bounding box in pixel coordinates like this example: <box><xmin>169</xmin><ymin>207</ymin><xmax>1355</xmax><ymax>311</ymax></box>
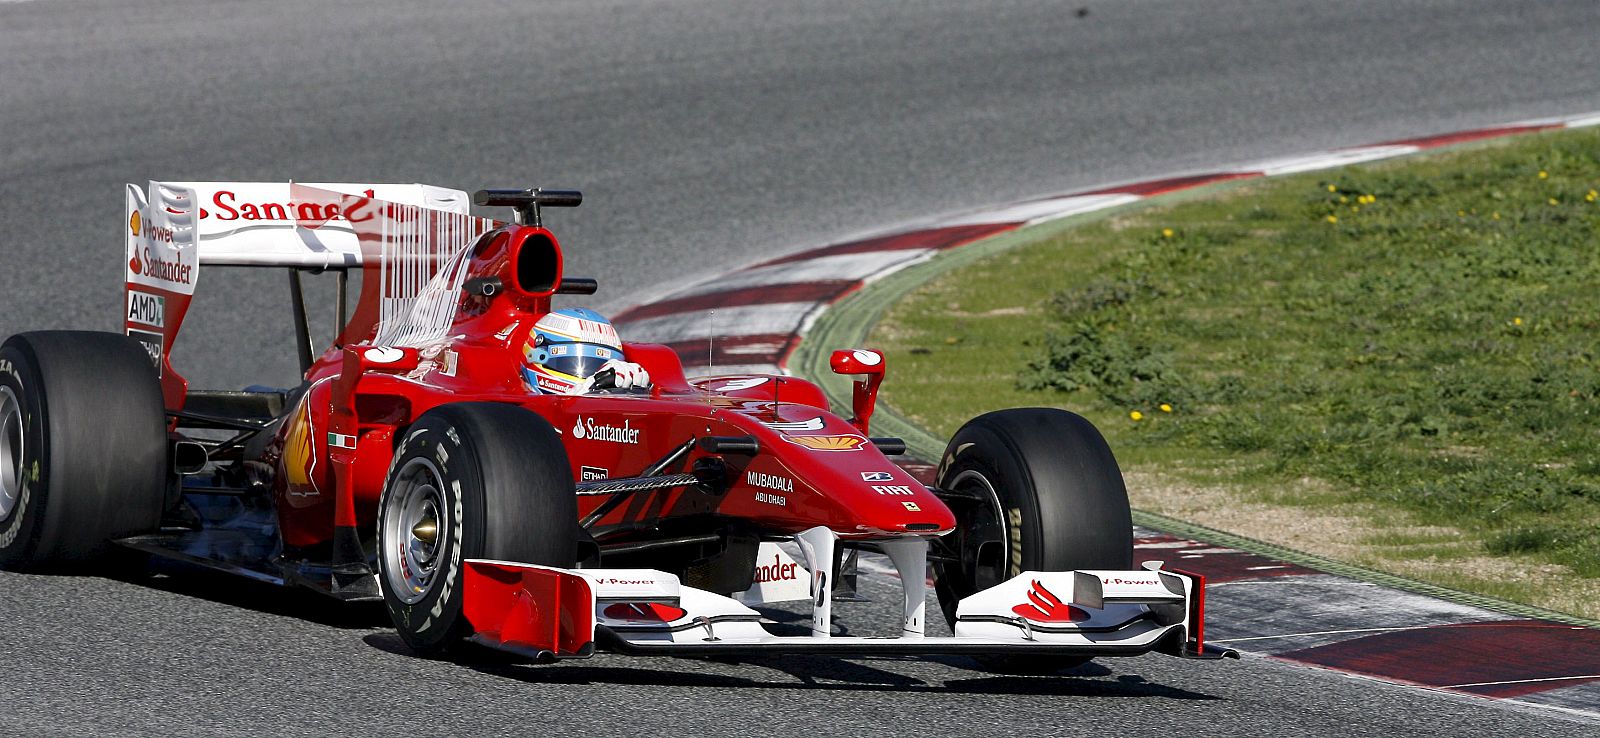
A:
<box><xmin>520</xmin><ymin>307</ymin><xmax>650</xmax><ymax>395</ymax></box>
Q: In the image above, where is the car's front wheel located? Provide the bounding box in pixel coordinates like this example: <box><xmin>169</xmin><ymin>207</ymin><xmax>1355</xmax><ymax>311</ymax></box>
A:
<box><xmin>377</xmin><ymin>402</ymin><xmax>578</xmax><ymax>656</ymax></box>
<box><xmin>931</xmin><ymin>407</ymin><xmax>1133</xmax><ymax>673</ymax></box>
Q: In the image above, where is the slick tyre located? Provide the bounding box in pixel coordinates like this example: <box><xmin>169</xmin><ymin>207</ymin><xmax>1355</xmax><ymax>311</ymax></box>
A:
<box><xmin>932</xmin><ymin>408</ymin><xmax>1133</xmax><ymax>673</ymax></box>
<box><xmin>377</xmin><ymin>402</ymin><xmax>577</xmax><ymax>657</ymax></box>
<box><xmin>0</xmin><ymin>331</ymin><xmax>168</xmax><ymax>570</ymax></box>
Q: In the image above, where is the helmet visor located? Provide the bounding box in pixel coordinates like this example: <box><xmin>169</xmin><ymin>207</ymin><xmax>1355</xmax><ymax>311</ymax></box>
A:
<box><xmin>538</xmin><ymin>342</ymin><xmax>618</xmax><ymax>380</ymax></box>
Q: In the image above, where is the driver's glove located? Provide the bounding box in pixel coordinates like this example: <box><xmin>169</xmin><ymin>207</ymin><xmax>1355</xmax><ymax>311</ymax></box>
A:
<box><xmin>587</xmin><ymin>360</ymin><xmax>651</xmax><ymax>391</ymax></box>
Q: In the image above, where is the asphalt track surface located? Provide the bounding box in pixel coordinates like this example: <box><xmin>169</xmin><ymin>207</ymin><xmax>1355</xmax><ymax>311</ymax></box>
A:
<box><xmin>4</xmin><ymin>0</ymin><xmax>1600</xmax><ymax>735</ymax></box>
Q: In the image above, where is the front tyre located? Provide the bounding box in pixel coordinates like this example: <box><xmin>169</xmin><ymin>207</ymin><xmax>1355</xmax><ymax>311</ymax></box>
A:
<box><xmin>377</xmin><ymin>402</ymin><xmax>577</xmax><ymax>656</ymax></box>
<box><xmin>931</xmin><ymin>408</ymin><xmax>1133</xmax><ymax>673</ymax></box>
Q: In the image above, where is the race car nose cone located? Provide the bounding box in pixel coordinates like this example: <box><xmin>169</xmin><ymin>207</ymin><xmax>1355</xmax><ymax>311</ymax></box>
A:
<box><xmin>412</xmin><ymin>517</ymin><xmax>439</xmax><ymax>545</ymax></box>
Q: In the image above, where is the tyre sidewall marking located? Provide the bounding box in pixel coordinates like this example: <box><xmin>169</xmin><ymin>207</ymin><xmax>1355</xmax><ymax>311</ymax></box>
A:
<box><xmin>0</xmin><ymin>350</ymin><xmax>42</xmax><ymax>554</ymax></box>
<box><xmin>382</xmin><ymin>420</ymin><xmax>471</xmax><ymax>645</ymax></box>
<box><xmin>945</xmin><ymin>428</ymin><xmax>1039</xmax><ymax>581</ymax></box>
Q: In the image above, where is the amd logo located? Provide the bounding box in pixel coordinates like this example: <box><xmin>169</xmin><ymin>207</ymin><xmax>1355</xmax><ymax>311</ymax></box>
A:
<box><xmin>126</xmin><ymin>291</ymin><xmax>165</xmax><ymax>328</ymax></box>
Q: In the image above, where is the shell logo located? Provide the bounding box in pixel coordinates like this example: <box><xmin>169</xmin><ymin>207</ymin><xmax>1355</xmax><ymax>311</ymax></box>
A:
<box><xmin>783</xmin><ymin>434</ymin><xmax>867</xmax><ymax>452</ymax></box>
<box><xmin>129</xmin><ymin>210</ymin><xmax>142</xmax><ymax>236</ymax></box>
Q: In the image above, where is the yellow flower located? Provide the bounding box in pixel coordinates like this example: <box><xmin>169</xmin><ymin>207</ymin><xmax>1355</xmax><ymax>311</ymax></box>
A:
<box><xmin>1159</xmin><ymin>403</ymin><xmax>1173</xmax><ymax>413</ymax></box>
<box><xmin>1325</xmin><ymin>215</ymin><xmax>1338</xmax><ymax>224</ymax></box>
<box><xmin>1162</xmin><ymin>228</ymin><xmax>1174</xmax><ymax>238</ymax></box>
<box><xmin>1129</xmin><ymin>411</ymin><xmax>1144</xmax><ymax>421</ymax></box>
<box><xmin>1339</xmin><ymin>195</ymin><xmax>1349</xmax><ymax>204</ymax></box>
<box><xmin>1492</xmin><ymin>212</ymin><xmax>1501</xmax><ymax>220</ymax></box>
<box><xmin>1457</xmin><ymin>210</ymin><xmax>1465</xmax><ymax>216</ymax></box>
<box><xmin>1327</xmin><ymin>184</ymin><xmax>1338</xmax><ymax>192</ymax></box>
<box><xmin>1586</xmin><ymin>190</ymin><xmax>1597</xmax><ymax>202</ymax></box>
<box><xmin>1513</xmin><ymin>317</ymin><xmax>1523</xmax><ymax>326</ymax></box>
<box><xmin>1549</xmin><ymin>198</ymin><xmax>1560</xmax><ymax>206</ymax></box>
<box><xmin>1351</xmin><ymin>206</ymin><xmax>1360</xmax><ymax>212</ymax></box>
<box><xmin>1538</xmin><ymin>170</ymin><xmax>1548</xmax><ymax>179</ymax></box>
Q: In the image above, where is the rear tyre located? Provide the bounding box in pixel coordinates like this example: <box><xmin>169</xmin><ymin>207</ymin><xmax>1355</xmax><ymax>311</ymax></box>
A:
<box><xmin>931</xmin><ymin>408</ymin><xmax>1133</xmax><ymax>674</ymax></box>
<box><xmin>0</xmin><ymin>331</ymin><xmax>168</xmax><ymax>570</ymax></box>
<box><xmin>377</xmin><ymin>402</ymin><xmax>578</xmax><ymax>657</ymax></box>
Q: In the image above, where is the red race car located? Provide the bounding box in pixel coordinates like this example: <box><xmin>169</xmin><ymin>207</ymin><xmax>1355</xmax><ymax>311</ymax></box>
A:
<box><xmin>0</xmin><ymin>181</ymin><xmax>1233</xmax><ymax>668</ymax></box>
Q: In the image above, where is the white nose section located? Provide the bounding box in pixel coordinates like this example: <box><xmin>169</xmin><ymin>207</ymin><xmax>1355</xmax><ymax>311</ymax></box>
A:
<box><xmin>878</xmin><ymin>538</ymin><xmax>928</xmax><ymax>638</ymax></box>
<box><xmin>795</xmin><ymin>526</ymin><xmax>837</xmax><ymax>637</ymax></box>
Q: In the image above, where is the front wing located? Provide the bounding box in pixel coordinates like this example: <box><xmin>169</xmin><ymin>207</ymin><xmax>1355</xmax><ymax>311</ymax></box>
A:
<box><xmin>460</xmin><ymin>555</ymin><xmax>1237</xmax><ymax>663</ymax></box>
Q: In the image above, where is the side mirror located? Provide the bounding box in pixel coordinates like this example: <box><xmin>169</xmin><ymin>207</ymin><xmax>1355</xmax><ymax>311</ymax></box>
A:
<box><xmin>830</xmin><ymin>349</ymin><xmax>886</xmax><ymax>435</ymax></box>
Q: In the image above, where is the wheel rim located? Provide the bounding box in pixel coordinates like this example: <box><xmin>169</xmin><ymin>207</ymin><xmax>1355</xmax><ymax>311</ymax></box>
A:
<box><xmin>382</xmin><ymin>457</ymin><xmax>451</xmax><ymax>605</ymax></box>
<box><xmin>0</xmin><ymin>386</ymin><xmax>23</xmax><ymax>521</ymax></box>
<box><xmin>945</xmin><ymin>468</ymin><xmax>1010</xmax><ymax>593</ymax></box>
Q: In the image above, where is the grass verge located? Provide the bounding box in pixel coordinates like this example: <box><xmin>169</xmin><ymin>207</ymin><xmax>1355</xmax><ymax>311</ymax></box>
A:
<box><xmin>861</xmin><ymin>127</ymin><xmax>1600</xmax><ymax>620</ymax></box>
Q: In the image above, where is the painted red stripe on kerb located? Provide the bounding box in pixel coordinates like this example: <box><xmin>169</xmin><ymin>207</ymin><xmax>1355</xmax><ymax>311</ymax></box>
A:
<box><xmin>1275</xmin><ymin>620</ymin><xmax>1600</xmax><ymax>698</ymax></box>
<box><xmin>662</xmin><ymin>333</ymin><xmax>797</xmax><ymax>370</ymax></box>
<box><xmin>1087</xmin><ymin>171</ymin><xmax>1260</xmax><ymax>197</ymax></box>
<box><xmin>1132</xmin><ymin>534</ymin><xmax>1316</xmax><ymax>583</ymax></box>
<box><xmin>614</xmin><ymin>281</ymin><xmax>856</xmax><ymax>323</ymax></box>
<box><xmin>1379</xmin><ymin>124</ymin><xmax>1563</xmax><ymax>150</ymax></box>
<box><xmin>756</xmin><ymin>223</ymin><xmax>1019</xmax><ymax>267</ymax></box>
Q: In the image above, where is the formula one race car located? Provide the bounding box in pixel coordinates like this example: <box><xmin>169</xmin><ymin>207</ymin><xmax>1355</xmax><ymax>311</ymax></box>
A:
<box><xmin>0</xmin><ymin>181</ymin><xmax>1233</xmax><ymax>669</ymax></box>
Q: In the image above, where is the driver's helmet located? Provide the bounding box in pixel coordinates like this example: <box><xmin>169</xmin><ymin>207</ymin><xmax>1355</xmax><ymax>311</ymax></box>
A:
<box><xmin>520</xmin><ymin>307</ymin><xmax>624</xmax><ymax>395</ymax></box>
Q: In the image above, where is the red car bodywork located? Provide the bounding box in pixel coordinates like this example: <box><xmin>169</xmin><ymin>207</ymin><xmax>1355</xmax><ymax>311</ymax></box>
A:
<box><xmin>206</xmin><ymin>198</ymin><xmax>956</xmax><ymax>558</ymax></box>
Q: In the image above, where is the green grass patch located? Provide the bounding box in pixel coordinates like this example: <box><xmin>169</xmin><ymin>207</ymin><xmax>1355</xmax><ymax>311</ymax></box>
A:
<box><xmin>874</xmin><ymin>127</ymin><xmax>1600</xmax><ymax>600</ymax></box>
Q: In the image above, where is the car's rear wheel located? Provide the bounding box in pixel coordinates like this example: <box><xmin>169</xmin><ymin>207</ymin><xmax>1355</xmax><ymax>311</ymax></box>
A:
<box><xmin>0</xmin><ymin>331</ymin><xmax>168</xmax><ymax>570</ymax></box>
<box><xmin>931</xmin><ymin>407</ymin><xmax>1133</xmax><ymax>673</ymax></box>
<box><xmin>377</xmin><ymin>402</ymin><xmax>578</xmax><ymax>657</ymax></box>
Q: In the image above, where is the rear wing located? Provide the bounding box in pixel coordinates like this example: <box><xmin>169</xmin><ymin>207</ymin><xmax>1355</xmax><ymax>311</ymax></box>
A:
<box><xmin>123</xmin><ymin>181</ymin><xmax>491</xmax><ymax>407</ymax></box>
<box><xmin>126</xmin><ymin>181</ymin><xmax>471</xmax><ymax>270</ymax></box>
